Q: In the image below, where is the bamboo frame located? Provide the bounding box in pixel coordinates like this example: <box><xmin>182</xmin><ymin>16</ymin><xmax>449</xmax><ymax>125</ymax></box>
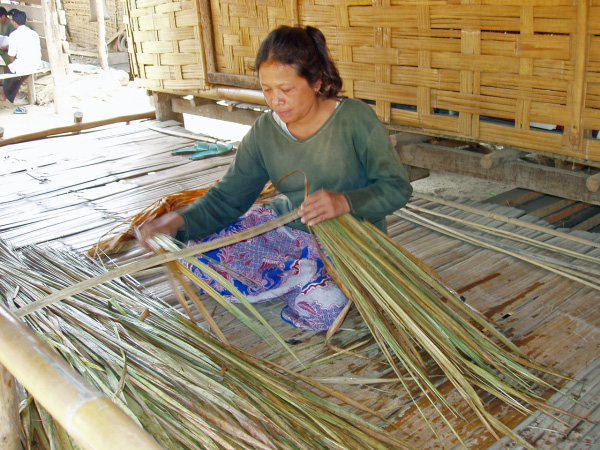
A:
<box><xmin>0</xmin><ymin>305</ymin><xmax>162</xmax><ymax>450</ymax></box>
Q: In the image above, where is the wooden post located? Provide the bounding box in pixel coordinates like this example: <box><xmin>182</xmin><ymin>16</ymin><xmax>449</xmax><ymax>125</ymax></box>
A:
<box><xmin>152</xmin><ymin>92</ymin><xmax>181</xmax><ymax>122</ymax></box>
<box><xmin>96</xmin><ymin>0</ymin><xmax>109</xmax><ymax>70</ymax></box>
<box><xmin>26</xmin><ymin>75</ymin><xmax>36</xmax><ymax>105</ymax></box>
<box><xmin>0</xmin><ymin>364</ymin><xmax>20</xmax><ymax>450</ymax></box>
<box><xmin>40</xmin><ymin>0</ymin><xmax>69</xmax><ymax>114</ymax></box>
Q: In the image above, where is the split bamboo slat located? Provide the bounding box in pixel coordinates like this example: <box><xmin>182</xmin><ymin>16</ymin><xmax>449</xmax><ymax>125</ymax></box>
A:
<box><xmin>124</xmin><ymin>0</ymin><xmax>600</xmax><ymax>164</ymax></box>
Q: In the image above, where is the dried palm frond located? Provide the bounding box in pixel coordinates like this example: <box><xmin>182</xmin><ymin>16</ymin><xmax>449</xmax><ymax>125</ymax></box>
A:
<box><xmin>0</xmin><ymin>240</ymin><xmax>414</xmax><ymax>450</ymax></box>
<box><xmin>312</xmin><ymin>214</ymin><xmax>579</xmax><ymax>449</ymax></box>
<box><xmin>88</xmin><ymin>181</ymin><xmax>276</xmax><ymax>258</ymax></box>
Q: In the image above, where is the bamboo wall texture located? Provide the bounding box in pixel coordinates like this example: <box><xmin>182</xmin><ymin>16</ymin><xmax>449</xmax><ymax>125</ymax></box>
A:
<box><xmin>63</xmin><ymin>0</ymin><xmax>123</xmax><ymax>48</ymax></box>
<box><xmin>125</xmin><ymin>0</ymin><xmax>600</xmax><ymax>164</ymax></box>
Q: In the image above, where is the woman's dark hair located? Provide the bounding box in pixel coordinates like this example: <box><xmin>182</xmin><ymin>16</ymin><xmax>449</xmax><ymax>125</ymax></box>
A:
<box><xmin>254</xmin><ymin>25</ymin><xmax>343</xmax><ymax>98</ymax></box>
<box><xmin>0</xmin><ymin>7</ymin><xmax>7</xmax><ymax>17</ymax></box>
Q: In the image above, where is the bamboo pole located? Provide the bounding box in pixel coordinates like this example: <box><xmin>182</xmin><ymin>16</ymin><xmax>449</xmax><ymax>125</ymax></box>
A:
<box><xmin>0</xmin><ymin>111</ymin><xmax>156</xmax><ymax>147</ymax></box>
<box><xmin>195</xmin><ymin>86</ymin><xmax>266</xmax><ymax>105</ymax></box>
<box><xmin>96</xmin><ymin>0</ymin><xmax>108</xmax><ymax>70</ymax></box>
<box><xmin>0</xmin><ymin>305</ymin><xmax>163</xmax><ymax>450</ymax></box>
<box><xmin>0</xmin><ymin>363</ymin><xmax>19</xmax><ymax>450</ymax></box>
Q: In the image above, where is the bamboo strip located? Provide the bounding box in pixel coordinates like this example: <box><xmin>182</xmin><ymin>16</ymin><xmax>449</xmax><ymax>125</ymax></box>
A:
<box><xmin>405</xmin><ymin>203</ymin><xmax>600</xmax><ymax>265</ymax></box>
<box><xmin>395</xmin><ymin>209</ymin><xmax>600</xmax><ymax>291</ymax></box>
<box><xmin>15</xmin><ymin>209</ymin><xmax>299</xmax><ymax>317</ymax></box>
<box><xmin>411</xmin><ymin>193</ymin><xmax>600</xmax><ymax>249</ymax></box>
<box><xmin>0</xmin><ymin>304</ymin><xmax>163</xmax><ymax>450</ymax></box>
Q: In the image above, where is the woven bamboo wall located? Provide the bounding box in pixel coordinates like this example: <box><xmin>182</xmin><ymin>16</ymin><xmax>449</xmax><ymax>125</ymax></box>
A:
<box><xmin>125</xmin><ymin>0</ymin><xmax>600</xmax><ymax>164</ymax></box>
<box><xmin>63</xmin><ymin>0</ymin><xmax>123</xmax><ymax>49</ymax></box>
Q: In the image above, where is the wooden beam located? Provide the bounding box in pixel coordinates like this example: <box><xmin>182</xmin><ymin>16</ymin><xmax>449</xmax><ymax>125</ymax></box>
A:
<box><xmin>172</xmin><ymin>98</ymin><xmax>264</xmax><ymax>126</ymax></box>
<box><xmin>485</xmin><ymin>188</ymin><xmax>542</xmax><ymax>208</ymax></box>
<box><xmin>404</xmin><ymin>165</ymin><xmax>430</xmax><ymax>182</ymax></box>
<box><xmin>152</xmin><ymin>92</ymin><xmax>182</xmax><ymax>122</ymax></box>
<box><xmin>399</xmin><ymin>142</ymin><xmax>600</xmax><ymax>205</ymax></box>
<box><xmin>586</xmin><ymin>173</ymin><xmax>600</xmax><ymax>192</ymax></box>
<box><xmin>207</xmin><ymin>72</ymin><xmax>261</xmax><ymax>90</ymax></box>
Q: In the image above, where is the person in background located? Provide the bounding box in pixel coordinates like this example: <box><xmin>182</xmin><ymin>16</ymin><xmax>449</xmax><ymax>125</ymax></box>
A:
<box><xmin>138</xmin><ymin>25</ymin><xmax>413</xmax><ymax>331</ymax></box>
<box><xmin>0</xmin><ymin>7</ymin><xmax>15</xmax><ymax>71</ymax></box>
<box><xmin>0</xmin><ymin>9</ymin><xmax>41</xmax><ymax>112</ymax></box>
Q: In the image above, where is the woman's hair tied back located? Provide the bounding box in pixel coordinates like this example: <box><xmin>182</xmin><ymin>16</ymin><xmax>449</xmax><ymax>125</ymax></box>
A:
<box><xmin>255</xmin><ymin>25</ymin><xmax>342</xmax><ymax>98</ymax></box>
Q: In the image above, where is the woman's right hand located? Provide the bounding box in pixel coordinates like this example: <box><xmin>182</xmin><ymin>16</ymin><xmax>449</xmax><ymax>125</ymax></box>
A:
<box><xmin>136</xmin><ymin>212</ymin><xmax>185</xmax><ymax>252</ymax></box>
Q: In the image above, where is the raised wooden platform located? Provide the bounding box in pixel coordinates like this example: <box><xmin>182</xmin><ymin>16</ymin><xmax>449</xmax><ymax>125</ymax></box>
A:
<box><xmin>0</xmin><ymin>120</ymin><xmax>598</xmax><ymax>449</ymax></box>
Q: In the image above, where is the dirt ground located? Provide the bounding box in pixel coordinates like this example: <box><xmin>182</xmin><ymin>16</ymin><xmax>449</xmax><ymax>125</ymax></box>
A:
<box><xmin>0</xmin><ymin>61</ymin><xmax>515</xmax><ymax>201</ymax></box>
<box><xmin>0</xmin><ymin>62</ymin><xmax>154</xmax><ymax>140</ymax></box>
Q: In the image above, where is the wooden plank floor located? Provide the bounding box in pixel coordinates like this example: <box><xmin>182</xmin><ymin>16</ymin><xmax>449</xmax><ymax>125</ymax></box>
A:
<box><xmin>0</xmin><ymin>120</ymin><xmax>598</xmax><ymax>449</ymax></box>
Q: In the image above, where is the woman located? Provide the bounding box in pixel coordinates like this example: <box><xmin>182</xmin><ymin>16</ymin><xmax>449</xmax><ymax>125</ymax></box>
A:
<box><xmin>138</xmin><ymin>25</ymin><xmax>413</xmax><ymax>331</ymax></box>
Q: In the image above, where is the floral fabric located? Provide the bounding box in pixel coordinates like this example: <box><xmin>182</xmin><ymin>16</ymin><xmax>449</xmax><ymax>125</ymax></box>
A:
<box><xmin>181</xmin><ymin>206</ymin><xmax>348</xmax><ymax>331</ymax></box>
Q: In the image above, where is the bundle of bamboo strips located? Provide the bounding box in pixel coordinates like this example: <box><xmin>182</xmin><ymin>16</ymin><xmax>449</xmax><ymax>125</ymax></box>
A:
<box><xmin>0</xmin><ymin>240</ymin><xmax>414</xmax><ymax>450</ymax></box>
<box><xmin>313</xmin><ymin>214</ymin><xmax>579</xmax><ymax>449</ymax></box>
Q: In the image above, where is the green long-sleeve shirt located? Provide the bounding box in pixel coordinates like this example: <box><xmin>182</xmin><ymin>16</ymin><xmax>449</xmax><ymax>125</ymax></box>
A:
<box><xmin>179</xmin><ymin>98</ymin><xmax>413</xmax><ymax>240</ymax></box>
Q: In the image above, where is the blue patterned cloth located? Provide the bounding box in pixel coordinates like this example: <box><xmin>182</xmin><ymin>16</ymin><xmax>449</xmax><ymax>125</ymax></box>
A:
<box><xmin>182</xmin><ymin>206</ymin><xmax>348</xmax><ymax>331</ymax></box>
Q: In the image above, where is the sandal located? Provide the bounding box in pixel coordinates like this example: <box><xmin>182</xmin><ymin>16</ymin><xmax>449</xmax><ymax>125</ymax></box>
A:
<box><xmin>14</xmin><ymin>106</ymin><xmax>27</xmax><ymax>114</ymax></box>
<box><xmin>171</xmin><ymin>141</ymin><xmax>211</xmax><ymax>155</ymax></box>
<box><xmin>189</xmin><ymin>143</ymin><xmax>233</xmax><ymax>160</ymax></box>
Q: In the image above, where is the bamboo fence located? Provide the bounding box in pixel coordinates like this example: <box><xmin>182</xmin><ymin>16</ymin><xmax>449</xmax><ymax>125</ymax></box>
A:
<box><xmin>124</xmin><ymin>0</ymin><xmax>600</xmax><ymax>164</ymax></box>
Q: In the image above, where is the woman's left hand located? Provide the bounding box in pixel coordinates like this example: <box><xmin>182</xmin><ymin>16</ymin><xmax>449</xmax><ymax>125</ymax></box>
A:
<box><xmin>299</xmin><ymin>190</ymin><xmax>350</xmax><ymax>226</ymax></box>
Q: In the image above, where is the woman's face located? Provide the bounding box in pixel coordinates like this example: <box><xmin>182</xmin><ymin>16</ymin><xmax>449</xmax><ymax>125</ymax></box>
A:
<box><xmin>258</xmin><ymin>61</ymin><xmax>320</xmax><ymax>126</ymax></box>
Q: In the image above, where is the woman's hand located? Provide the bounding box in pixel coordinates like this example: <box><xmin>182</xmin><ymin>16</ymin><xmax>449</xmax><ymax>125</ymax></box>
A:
<box><xmin>299</xmin><ymin>190</ymin><xmax>350</xmax><ymax>227</ymax></box>
<box><xmin>136</xmin><ymin>212</ymin><xmax>185</xmax><ymax>252</ymax></box>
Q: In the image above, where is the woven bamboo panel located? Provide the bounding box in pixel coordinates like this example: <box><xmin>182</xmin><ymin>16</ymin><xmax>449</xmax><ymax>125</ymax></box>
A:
<box><xmin>126</xmin><ymin>0</ymin><xmax>208</xmax><ymax>91</ymax></box>
<box><xmin>125</xmin><ymin>0</ymin><xmax>600</xmax><ymax>164</ymax></box>
<box><xmin>63</xmin><ymin>0</ymin><xmax>122</xmax><ymax>48</ymax></box>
